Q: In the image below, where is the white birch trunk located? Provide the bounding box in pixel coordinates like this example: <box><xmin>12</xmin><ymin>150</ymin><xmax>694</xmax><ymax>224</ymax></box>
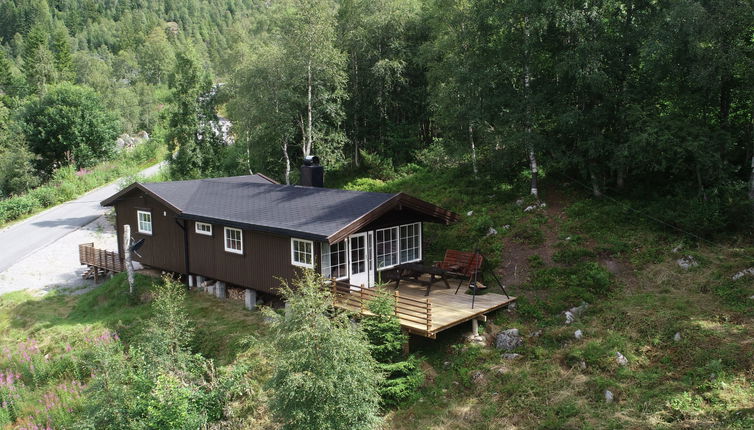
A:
<box><xmin>524</xmin><ymin>16</ymin><xmax>538</xmax><ymax>198</ymax></box>
<box><xmin>123</xmin><ymin>224</ymin><xmax>135</xmax><ymax>294</ymax></box>
<box><xmin>469</xmin><ymin>122</ymin><xmax>478</xmax><ymax>180</ymax></box>
<box><xmin>282</xmin><ymin>140</ymin><xmax>291</xmax><ymax>185</ymax></box>
<box><xmin>305</xmin><ymin>59</ymin><xmax>313</xmax><ymax>157</ymax></box>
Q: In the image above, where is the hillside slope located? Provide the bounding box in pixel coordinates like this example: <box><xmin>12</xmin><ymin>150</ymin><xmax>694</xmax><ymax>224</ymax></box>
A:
<box><xmin>0</xmin><ymin>168</ymin><xmax>752</xmax><ymax>429</ymax></box>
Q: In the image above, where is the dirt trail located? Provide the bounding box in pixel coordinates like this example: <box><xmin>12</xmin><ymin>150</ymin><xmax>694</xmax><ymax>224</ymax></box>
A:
<box><xmin>497</xmin><ymin>187</ymin><xmax>627</xmax><ymax>288</ymax></box>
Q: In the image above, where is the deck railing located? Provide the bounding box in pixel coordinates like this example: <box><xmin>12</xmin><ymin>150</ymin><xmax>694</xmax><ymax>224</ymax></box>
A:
<box><xmin>329</xmin><ymin>280</ymin><xmax>433</xmax><ymax>333</ymax></box>
<box><xmin>78</xmin><ymin>243</ymin><xmax>124</xmax><ymax>274</ymax></box>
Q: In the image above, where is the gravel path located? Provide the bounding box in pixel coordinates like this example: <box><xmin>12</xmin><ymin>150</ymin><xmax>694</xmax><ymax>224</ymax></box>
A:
<box><xmin>0</xmin><ymin>215</ymin><xmax>118</xmax><ymax>295</ymax></box>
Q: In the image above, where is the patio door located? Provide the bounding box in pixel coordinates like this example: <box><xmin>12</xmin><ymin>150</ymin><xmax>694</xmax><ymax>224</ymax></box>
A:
<box><xmin>349</xmin><ymin>232</ymin><xmax>374</xmax><ymax>289</ymax></box>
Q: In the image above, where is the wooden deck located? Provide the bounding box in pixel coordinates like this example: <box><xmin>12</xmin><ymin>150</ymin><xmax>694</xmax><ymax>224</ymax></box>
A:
<box><xmin>330</xmin><ymin>275</ymin><xmax>516</xmax><ymax>338</ymax></box>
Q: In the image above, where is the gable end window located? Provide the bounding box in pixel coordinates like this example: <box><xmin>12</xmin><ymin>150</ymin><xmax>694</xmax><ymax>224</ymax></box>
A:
<box><xmin>291</xmin><ymin>238</ymin><xmax>314</xmax><ymax>268</ymax></box>
<box><xmin>137</xmin><ymin>210</ymin><xmax>152</xmax><ymax>235</ymax></box>
<box><xmin>195</xmin><ymin>222</ymin><xmax>212</xmax><ymax>236</ymax></box>
<box><xmin>224</xmin><ymin>227</ymin><xmax>243</xmax><ymax>254</ymax></box>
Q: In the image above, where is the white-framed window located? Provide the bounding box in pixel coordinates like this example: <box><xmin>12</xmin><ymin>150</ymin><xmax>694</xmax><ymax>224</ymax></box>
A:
<box><xmin>137</xmin><ymin>210</ymin><xmax>152</xmax><ymax>235</ymax></box>
<box><xmin>400</xmin><ymin>222</ymin><xmax>421</xmax><ymax>263</ymax></box>
<box><xmin>291</xmin><ymin>238</ymin><xmax>314</xmax><ymax>268</ymax></box>
<box><xmin>322</xmin><ymin>240</ymin><xmax>347</xmax><ymax>279</ymax></box>
<box><xmin>375</xmin><ymin>226</ymin><xmax>399</xmax><ymax>269</ymax></box>
<box><xmin>224</xmin><ymin>227</ymin><xmax>243</xmax><ymax>254</ymax></box>
<box><xmin>195</xmin><ymin>222</ymin><xmax>212</xmax><ymax>236</ymax></box>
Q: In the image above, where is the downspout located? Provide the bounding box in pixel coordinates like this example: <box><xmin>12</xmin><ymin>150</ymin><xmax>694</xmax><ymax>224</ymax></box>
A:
<box><xmin>175</xmin><ymin>219</ymin><xmax>190</xmax><ymax>283</ymax></box>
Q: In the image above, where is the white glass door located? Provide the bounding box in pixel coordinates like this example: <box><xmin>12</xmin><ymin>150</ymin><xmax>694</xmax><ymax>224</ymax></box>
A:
<box><xmin>349</xmin><ymin>232</ymin><xmax>373</xmax><ymax>289</ymax></box>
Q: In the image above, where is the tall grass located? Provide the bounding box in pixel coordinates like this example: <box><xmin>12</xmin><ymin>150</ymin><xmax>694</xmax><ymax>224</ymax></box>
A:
<box><xmin>0</xmin><ymin>140</ymin><xmax>165</xmax><ymax>227</ymax></box>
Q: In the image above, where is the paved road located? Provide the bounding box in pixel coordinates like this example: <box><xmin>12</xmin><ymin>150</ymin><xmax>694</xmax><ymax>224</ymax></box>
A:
<box><xmin>0</xmin><ymin>162</ymin><xmax>165</xmax><ymax>273</ymax></box>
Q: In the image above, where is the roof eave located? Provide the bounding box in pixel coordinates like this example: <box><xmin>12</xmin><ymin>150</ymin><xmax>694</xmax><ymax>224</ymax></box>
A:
<box><xmin>177</xmin><ymin>213</ymin><xmax>329</xmax><ymax>242</ymax></box>
<box><xmin>100</xmin><ymin>182</ymin><xmax>183</xmax><ymax>214</ymax></box>
<box><xmin>325</xmin><ymin>193</ymin><xmax>459</xmax><ymax>244</ymax></box>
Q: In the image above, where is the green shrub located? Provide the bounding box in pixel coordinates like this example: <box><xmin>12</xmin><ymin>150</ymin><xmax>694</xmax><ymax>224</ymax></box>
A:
<box><xmin>552</xmin><ymin>246</ymin><xmax>595</xmax><ymax>265</ymax></box>
<box><xmin>344</xmin><ymin>177</ymin><xmax>387</xmax><ymax>192</ymax></box>
<box><xmin>528</xmin><ymin>255</ymin><xmax>545</xmax><ymax>268</ymax></box>
<box><xmin>511</xmin><ymin>223</ymin><xmax>545</xmax><ymax>246</ymax></box>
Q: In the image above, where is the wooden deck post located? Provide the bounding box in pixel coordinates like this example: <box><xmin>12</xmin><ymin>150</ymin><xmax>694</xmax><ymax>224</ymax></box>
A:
<box><xmin>360</xmin><ymin>284</ymin><xmax>365</xmax><ymax>313</ymax></box>
<box><xmin>394</xmin><ymin>290</ymin><xmax>399</xmax><ymax>316</ymax></box>
<box><xmin>426</xmin><ymin>299</ymin><xmax>432</xmax><ymax>333</ymax></box>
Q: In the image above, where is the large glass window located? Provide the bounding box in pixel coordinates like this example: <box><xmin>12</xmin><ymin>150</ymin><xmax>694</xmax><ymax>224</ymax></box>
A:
<box><xmin>321</xmin><ymin>240</ymin><xmax>347</xmax><ymax>279</ymax></box>
<box><xmin>291</xmin><ymin>238</ymin><xmax>314</xmax><ymax>268</ymax></box>
<box><xmin>375</xmin><ymin>226</ymin><xmax>399</xmax><ymax>269</ymax></box>
<box><xmin>400</xmin><ymin>223</ymin><xmax>421</xmax><ymax>263</ymax></box>
<box><xmin>224</xmin><ymin>227</ymin><xmax>243</xmax><ymax>254</ymax></box>
<box><xmin>137</xmin><ymin>210</ymin><xmax>152</xmax><ymax>234</ymax></box>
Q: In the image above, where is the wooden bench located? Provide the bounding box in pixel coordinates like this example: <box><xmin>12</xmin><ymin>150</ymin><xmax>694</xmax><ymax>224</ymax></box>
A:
<box><xmin>435</xmin><ymin>249</ymin><xmax>483</xmax><ymax>293</ymax></box>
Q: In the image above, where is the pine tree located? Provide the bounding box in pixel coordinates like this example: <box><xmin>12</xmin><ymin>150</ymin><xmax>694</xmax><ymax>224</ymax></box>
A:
<box><xmin>51</xmin><ymin>26</ymin><xmax>74</xmax><ymax>81</ymax></box>
<box><xmin>263</xmin><ymin>271</ymin><xmax>383</xmax><ymax>430</ymax></box>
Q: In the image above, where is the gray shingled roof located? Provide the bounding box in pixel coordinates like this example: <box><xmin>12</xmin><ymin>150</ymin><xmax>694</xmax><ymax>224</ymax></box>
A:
<box><xmin>139</xmin><ymin>177</ymin><xmax>397</xmax><ymax>241</ymax></box>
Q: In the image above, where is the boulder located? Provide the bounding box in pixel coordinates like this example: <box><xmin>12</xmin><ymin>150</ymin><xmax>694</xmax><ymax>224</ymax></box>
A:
<box><xmin>732</xmin><ymin>267</ymin><xmax>754</xmax><ymax>281</ymax></box>
<box><xmin>470</xmin><ymin>370</ymin><xmax>486</xmax><ymax>385</ymax></box>
<box><xmin>615</xmin><ymin>352</ymin><xmax>628</xmax><ymax>366</ymax></box>
<box><xmin>574</xmin><ymin>329</ymin><xmax>583</xmax><ymax>339</ymax></box>
<box><xmin>677</xmin><ymin>256</ymin><xmax>698</xmax><ymax>270</ymax></box>
<box><xmin>467</xmin><ymin>210</ymin><xmax>474</xmax><ymax>216</ymax></box>
<box><xmin>495</xmin><ymin>329</ymin><xmax>523</xmax><ymax>351</ymax></box>
<box><xmin>502</xmin><ymin>353</ymin><xmax>522</xmax><ymax>360</ymax></box>
<box><xmin>565</xmin><ymin>311</ymin><xmax>575</xmax><ymax>325</ymax></box>
<box><xmin>605</xmin><ymin>390</ymin><xmax>614</xmax><ymax>403</ymax></box>
<box><xmin>673</xmin><ymin>332</ymin><xmax>681</xmax><ymax>342</ymax></box>
<box><xmin>490</xmin><ymin>365</ymin><xmax>509</xmax><ymax>375</ymax></box>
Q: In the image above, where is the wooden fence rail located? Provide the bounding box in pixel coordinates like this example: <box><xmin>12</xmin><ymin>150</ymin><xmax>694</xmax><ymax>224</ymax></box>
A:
<box><xmin>329</xmin><ymin>280</ymin><xmax>433</xmax><ymax>334</ymax></box>
<box><xmin>78</xmin><ymin>243</ymin><xmax>124</xmax><ymax>282</ymax></box>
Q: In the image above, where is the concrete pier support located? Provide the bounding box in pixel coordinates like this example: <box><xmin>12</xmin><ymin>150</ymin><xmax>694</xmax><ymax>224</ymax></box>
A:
<box><xmin>245</xmin><ymin>289</ymin><xmax>257</xmax><ymax>310</ymax></box>
<box><xmin>188</xmin><ymin>275</ymin><xmax>194</xmax><ymax>288</ymax></box>
<box><xmin>215</xmin><ymin>281</ymin><xmax>227</xmax><ymax>299</ymax></box>
<box><xmin>472</xmin><ymin>318</ymin><xmax>479</xmax><ymax>337</ymax></box>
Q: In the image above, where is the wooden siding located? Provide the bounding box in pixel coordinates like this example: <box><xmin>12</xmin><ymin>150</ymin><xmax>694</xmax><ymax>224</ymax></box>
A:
<box><xmin>187</xmin><ymin>221</ymin><xmax>304</xmax><ymax>294</ymax></box>
<box><xmin>114</xmin><ymin>193</ymin><xmax>185</xmax><ymax>274</ymax></box>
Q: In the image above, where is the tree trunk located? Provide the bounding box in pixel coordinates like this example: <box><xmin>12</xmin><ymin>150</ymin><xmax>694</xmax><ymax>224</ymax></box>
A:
<box><xmin>523</xmin><ymin>16</ymin><xmax>537</xmax><ymax>198</ymax></box>
<box><xmin>305</xmin><ymin>59</ymin><xmax>313</xmax><ymax>157</ymax></box>
<box><xmin>616</xmin><ymin>168</ymin><xmax>624</xmax><ymax>189</ymax></box>
<box><xmin>695</xmin><ymin>163</ymin><xmax>707</xmax><ymax>201</ymax></box>
<box><xmin>590</xmin><ymin>168</ymin><xmax>602</xmax><ymax>198</ymax></box>
<box><xmin>282</xmin><ymin>139</ymin><xmax>291</xmax><ymax>185</ymax></box>
<box><xmin>749</xmin><ymin>107</ymin><xmax>754</xmax><ymax>211</ymax></box>
<box><xmin>528</xmin><ymin>146</ymin><xmax>538</xmax><ymax>197</ymax></box>
<box><xmin>469</xmin><ymin>122</ymin><xmax>478</xmax><ymax>180</ymax></box>
<box><xmin>123</xmin><ymin>224</ymin><xmax>135</xmax><ymax>294</ymax></box>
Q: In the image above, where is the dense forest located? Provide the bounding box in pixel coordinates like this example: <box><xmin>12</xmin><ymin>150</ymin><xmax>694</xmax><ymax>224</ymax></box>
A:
<box><xmin>1</xmin><ymin>0</ymin><xmax>753</xmax><ymax>234</ymax></box>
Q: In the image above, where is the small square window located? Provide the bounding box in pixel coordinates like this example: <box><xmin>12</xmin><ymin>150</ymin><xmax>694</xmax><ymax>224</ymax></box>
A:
<box><xmin>137</xmin><ymin>210</ymin><xmax>152</xmax><ymax>235</ymax></box>
<box><xmin>195</xmin><ymin>222</ymin><xmax>212</xmax><ymax>236</ymax></box>
<box><xmin>291</xmin><ymin>238</ymin><xmax>314</xmax><ymax>268</ymax></box>
<box><xmin>224</xmin><ymin>227</ymin><xmax>243</xmax><ymax>254</ymax></box>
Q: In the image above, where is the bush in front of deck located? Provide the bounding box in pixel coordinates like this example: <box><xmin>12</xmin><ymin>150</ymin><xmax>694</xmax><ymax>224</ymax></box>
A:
<box><xmin>362</xmin><ymin>290</ymin><xmax>424</xmax><ymax>408</ymax></box>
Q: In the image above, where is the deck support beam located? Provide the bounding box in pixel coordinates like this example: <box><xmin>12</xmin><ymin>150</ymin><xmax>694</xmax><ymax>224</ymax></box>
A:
<box><xmin>245</xmin><ymin>289</ymin><xmax>257</xmax><ymax>310</ymax></box>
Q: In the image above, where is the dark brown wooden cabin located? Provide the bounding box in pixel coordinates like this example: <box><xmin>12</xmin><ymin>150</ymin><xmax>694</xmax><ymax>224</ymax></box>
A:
<box><xmin>101</xmin><ymin>174</ymin><xmax>458</xmax><ymax>295</ymax></box>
